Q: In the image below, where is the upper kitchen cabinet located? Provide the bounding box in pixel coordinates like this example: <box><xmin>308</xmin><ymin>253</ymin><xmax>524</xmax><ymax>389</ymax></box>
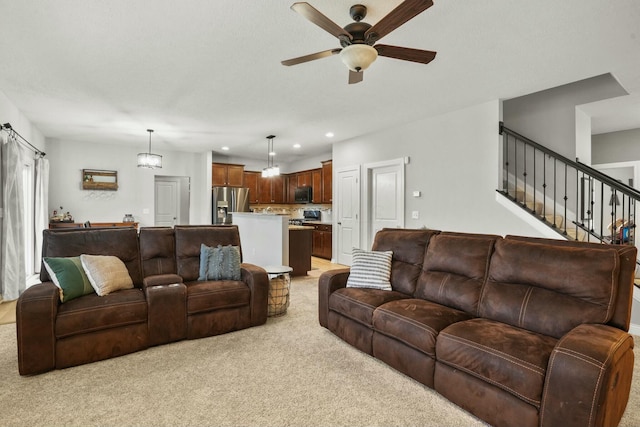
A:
<box><xmin>322</xmin><ymin>160</ymin><xmax>332</xmax><ymax>203</ymax></box>
<box><xmin>243</xmin><ymin>171</ymin><xmax>260</xmax><ymax>204</ymax></box>
<box><xmin>259</xmin><ymin>174</ymin><xmax>285</xmax><ymax>204</ymax></box>
<box><xmin>312</xmin><ymin>169</ymin><xmax>323</xmax><ymax>203</ymax></box>
<box><xmin>297</xmin><ymin>171</ymin><xmax>312</xmax><ymax>187</ymax></box>
<box><xmin>212</xmin><ymin>163</ymin><xmax>244</xmax><ymax>187</ymax></box>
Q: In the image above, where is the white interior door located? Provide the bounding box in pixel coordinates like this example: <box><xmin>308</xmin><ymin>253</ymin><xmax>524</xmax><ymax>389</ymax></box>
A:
<box><xmin>336</xmin><ymin>166</ymin><xmax>361</xmax><ymax>266</ymax></box>
<box><xmin>155</xmin><ymin>178</ymin><xmax>179</xmax><ymax>226</ymax></box>
<box><xmin>364</xmin><ymin>159</ymin><xmax>405</xmax><ymax>249</ymax></box>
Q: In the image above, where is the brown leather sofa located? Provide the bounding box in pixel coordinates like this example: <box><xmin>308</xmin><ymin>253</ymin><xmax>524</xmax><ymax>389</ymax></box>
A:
<box><xmin>319</xmin><ymin>229</ymin><xmax>637</xmax><ymax>427</ymax></box>
<box><xmin>17</xmin><ymin>225</ymin><xmax>269</xmax><ymax>376</ymax></box>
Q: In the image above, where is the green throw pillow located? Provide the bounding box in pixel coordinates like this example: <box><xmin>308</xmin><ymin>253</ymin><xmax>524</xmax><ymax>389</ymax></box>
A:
<box><xmin>43</xmin><ymin>256</ymin><xmax>95</xmax><ymax>302</ymax></box>
<box><xmin>198</xmin><ymin>244</ymin><xmax>241</xmax><ymax>281</ymax></box>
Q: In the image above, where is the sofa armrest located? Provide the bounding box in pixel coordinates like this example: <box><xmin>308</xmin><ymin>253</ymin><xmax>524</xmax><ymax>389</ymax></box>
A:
<box><xmin>145</xmin><ymin>282</ymin><xmax>187</xmax><ymax>346</ymax></box>
<box><xmin>240</xmin><ymin>263</ymin><xmax>269</xmax><ymax>326</ymax></box>
<box><xmin>142</xmin><ymin>273</ymin><xmax>183</xmax><ymax>290</ymax></box>
<box><xmin>318</xmin><ymin>268</ymin><xmax>350</xmax><ymax>328</ymax></box>
<box><xmin>541</xmin><ymin>324</ymin><xmax>634</xmax><ymax>427</ymax></box>
<box><xmin>16</xmin><ymin>282</ymin><xmax>59</xmax><ymax>375</ymax></box>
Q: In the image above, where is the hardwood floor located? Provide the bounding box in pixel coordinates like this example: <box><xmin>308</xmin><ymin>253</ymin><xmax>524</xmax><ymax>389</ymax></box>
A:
<box><xmin>308</xmin><ymin>256</ymin><xmax>348</xmax><ymax>277</ymax></box>
<box><xmin>0</xmin><ymin>299</ymin><xmax>16</xmax><ymax>325</ymax></box>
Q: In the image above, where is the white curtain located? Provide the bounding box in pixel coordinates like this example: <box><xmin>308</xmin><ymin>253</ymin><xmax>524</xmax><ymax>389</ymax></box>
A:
<box><xmin>1</xmin><ymin>133</ymin><xmax>27</xmax><ymax>300</ymax></box>
<box><xmin>34</xmin><ymin>157</ymin><xmax>49</xmax><ymax>273</ymax></box>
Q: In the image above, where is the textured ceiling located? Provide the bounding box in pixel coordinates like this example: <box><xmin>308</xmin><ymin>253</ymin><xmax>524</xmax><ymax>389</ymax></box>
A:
<box><xmin>0</xmin><ymin>0</ymin><xmax>639</xmax><ymax>162</ymax></box>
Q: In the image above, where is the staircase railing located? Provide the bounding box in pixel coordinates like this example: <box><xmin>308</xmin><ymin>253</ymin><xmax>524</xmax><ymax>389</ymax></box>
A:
<box><xmin>498</xmin><ymin>122</ymin><xmax>640</xmax><ymax>246</ymax></box>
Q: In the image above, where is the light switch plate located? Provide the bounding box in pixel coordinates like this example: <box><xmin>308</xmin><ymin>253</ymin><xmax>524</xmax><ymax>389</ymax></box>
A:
<box><xmin>412</xmin><ymin>211</ymin><xmax>419</xmax><ymax>219</ymax></box>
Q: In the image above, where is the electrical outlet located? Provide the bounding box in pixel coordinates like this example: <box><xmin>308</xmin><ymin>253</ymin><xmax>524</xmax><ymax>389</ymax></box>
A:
<box><xmin>412</xmin><ymin>211</ymin><xmax>419</xmax><ymax>219</ymax></box>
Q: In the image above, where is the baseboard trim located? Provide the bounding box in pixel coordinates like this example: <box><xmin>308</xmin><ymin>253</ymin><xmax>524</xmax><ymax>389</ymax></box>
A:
<box><xmin>629</xmin><ymin>323</ymin><xmax>640</xmax><ymax>336</ymax></box>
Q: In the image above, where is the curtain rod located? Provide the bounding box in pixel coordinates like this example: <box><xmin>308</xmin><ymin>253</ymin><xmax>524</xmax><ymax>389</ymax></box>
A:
<box><xmin>0</xmin><ymin>122</ymin><xmax>46</xmax><ymax>157</ymax></box>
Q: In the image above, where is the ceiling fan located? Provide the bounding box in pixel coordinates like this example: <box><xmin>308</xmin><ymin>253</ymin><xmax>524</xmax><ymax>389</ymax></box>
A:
<box><xmin>281</xmin><ymin>0</ymin><xmax>437</xmax><ymax>84</ymax></box>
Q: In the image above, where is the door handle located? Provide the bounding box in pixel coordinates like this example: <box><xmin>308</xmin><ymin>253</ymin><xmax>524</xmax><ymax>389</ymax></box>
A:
<box><xmin>337</xmin><ymin>222</ymin><xmax>342</xmax><ymax>225</ymax></box>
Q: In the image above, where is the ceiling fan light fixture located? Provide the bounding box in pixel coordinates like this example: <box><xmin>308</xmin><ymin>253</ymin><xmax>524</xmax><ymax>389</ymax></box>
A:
<box><xmin>340</xmin><ymin>44</ymin><xmax>378</xmax><ymax>72</ymax></box>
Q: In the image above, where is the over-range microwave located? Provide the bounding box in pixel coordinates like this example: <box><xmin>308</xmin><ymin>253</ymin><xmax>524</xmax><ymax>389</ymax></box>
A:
<box><xmin>294</xmin><ymin>186</ymin><xmax>312</xmax><ymax>203</ymax></box>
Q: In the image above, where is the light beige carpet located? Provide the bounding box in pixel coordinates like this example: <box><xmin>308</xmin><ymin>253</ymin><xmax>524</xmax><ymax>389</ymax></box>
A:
<box><xmin>1</xmin><ymin>277</ymin><xmax>639</xmax><ymax>427</ymax></box>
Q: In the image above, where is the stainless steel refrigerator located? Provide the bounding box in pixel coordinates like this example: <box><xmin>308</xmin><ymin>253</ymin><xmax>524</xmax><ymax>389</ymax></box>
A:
<box><xmin>212</xmin><ymin>187</ymin><xmax>250</xmax><ymax>224</ymax></box>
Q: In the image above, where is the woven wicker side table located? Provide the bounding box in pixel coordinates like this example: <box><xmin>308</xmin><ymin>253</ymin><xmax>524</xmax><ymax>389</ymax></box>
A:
<box><xmin>264</xmin><ymin>265</ymin><xmax>293</xmax><ymax>317</ymax></box>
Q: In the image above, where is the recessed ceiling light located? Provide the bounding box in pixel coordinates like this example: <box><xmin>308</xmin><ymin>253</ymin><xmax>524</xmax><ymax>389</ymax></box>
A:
<box><xmin>221</xmin><ymin>146</ymin><xmax>229</xmax><ymax>151</ymax></box>
<box><xmin>325</xmin><ymin>132</ymin><xmax>334</xmax><ymax>138</ymax></box>
<box><xmin>269</xmin><ymin>151</ymin><xmax>276</xmax><ymax>156</ymax></box>
<box><xmin>293</xmin><ymin>143</ymin><xmax>301</xmax><ymax>148</ymax></box>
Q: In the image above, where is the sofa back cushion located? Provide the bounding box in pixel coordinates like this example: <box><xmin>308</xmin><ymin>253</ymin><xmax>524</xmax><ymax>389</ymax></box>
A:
<box><xmin>139</xmin><ymin>227</ymin><xmax>177</xmax><ymax>277</ymax></box>
<box><xmin>415</xmin><ymin>233</ymin><xmax>498</xmax><ymax>315</ymax></box>
<box><xmin>480</xmin><ymin>239</ymin><xmax>620</xmax><ymax>339</ymax></box>
<box><xmin>174</xmin><ymin>225</ymin><xmax>242</xmax><ymax>282</ymax></box>
<box><xmin>371</xmin><ymin>228</ymin><xmax>440</xmax><ymax>295</ymax></box>
<box><xmin>506</xmin><ymin>235</ymin><xmax>637</xmax><ymax>332</ymax></box>
<box><xmin>40</xmin><ymin>228</ymin><xmax>143</xmax><ymax>287</ymax></box>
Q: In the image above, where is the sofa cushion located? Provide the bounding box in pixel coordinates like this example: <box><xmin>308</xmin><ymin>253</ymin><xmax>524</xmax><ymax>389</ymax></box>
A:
<box><xmin>372</xmin><ymin>299</ymin><xmax>473</xmax><ymax>357</ymax></box>
<box><xmin>371</xmin><ymin>228</ymin><xmax>440</xmax><ymax>295</ymax></box>
<box><xmin>80</xmin><ymin>254</ymin><xmax>134</xmax><ymax>296</ymax></box>
<box><xmin>139</xmin><ymin>227</ymin><xmax>177</xmax><ymax>277</ymax></box>
<box><xmin>43</xmin><ymin>256</ymin><xmax>95</xmax><ymax>303</ymax></box>
<box><xmin>415</xmin><ymin>233</ymin><xmax>498</xmax><ymax>315</ymax></box>
<box><xmin>55</xmin><ymin>288</ymin><xmax>147</xmax><ymax>338</ymax></box>
<box><xmin>346</xmin><ymin>248</ymin><xmax>393</xmax><ymax>290</ymax></box>
<box><xmin>40</xmin><ymin>228</ymin><xmax>143</xmax><ymax>287</ymax></box>
<box><xmin>198</xmin><ymin>244</ymin><xmax>241</xmax><ymax>281</ymax></box>
<box><xmin>175</xmin><ymin>225</ymin><xmax>243</xmax><ymax>282</ymax></box>
<box><xmin>481</xmin><ymin>239</ymin><xmax>620</xmax><ymax>338</ymax></box>
<box><xmin>329</xmin><ymin>287</ymin><xmax>409</xmax><ymax>327</ymax></box>
<box><xmin>185</xmin><ymin>280</ymin><xmax>250</xmax><ymax>315</ymax></box>
<box><xmin>437</xmin><ymin>318</ymin><xmax>557</xmax><ymax>408</ymax></box>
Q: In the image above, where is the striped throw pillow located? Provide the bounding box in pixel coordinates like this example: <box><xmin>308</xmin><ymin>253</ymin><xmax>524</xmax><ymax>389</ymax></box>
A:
<box><xmin>346</xmin><ymin>248</ymin><xmax>393</xmax><ymax>291</ymax></box>
<box><xmin>43</xmin><ymin>256</ymin><xmax>95</xmax><ymax>302</ymax></box>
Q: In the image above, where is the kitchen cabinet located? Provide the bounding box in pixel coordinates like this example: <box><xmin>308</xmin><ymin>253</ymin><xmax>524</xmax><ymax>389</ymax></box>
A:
<box><xmin>322</xmin><ymin>160</ymin><xmax>332</xmax><ymax>203</ymax></box>
<box><xmin>306</xmin><ymin>223</ymin><xmax>332</xmax><ymax>259</ymax></box>
<box><xmin>259</xmin><ymin>174</ymin><xmax>285</xmax><ymax>204</ymax></box>
<box><xmin>297</xmin><ymin>171</ymin><xmax>312</xmax><ymax>187</ymax></box>
<box><xmin>212</xmin><ymin>163</ymin><xmax>244</xmax><ymax>187</ymax></box>
<box><xmin>289</xmin><ymin>227</ymin><xmax>312</xmax><ymax>276</ymax></box>
<box><xmin>312</xmin><ymin>169</ymin><xmax>323</xmax><ymax>203</ymax></box>
<box><xmin>243</xmin><ymin>171</ymin><xmax>260</xmax><ymax>204</ymax></box>
<box><xmin>286</xmin><ymin>175</ymin><xmax>297</xmax><ymax>203</ymax></box>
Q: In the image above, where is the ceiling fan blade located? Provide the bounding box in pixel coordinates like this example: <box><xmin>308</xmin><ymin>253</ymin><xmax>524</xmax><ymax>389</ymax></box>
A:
<box><xmin>375</xmin><ymin>44</ymin><xmax>437</xmax><ymax>64</ymax></box>
<box><xmin>348</xmin><ymin>70</ymin><xmax>364</xmax><ymax>84</ymax></box>
<box><xmin>281</xmin><ymin>48</ymin><xmax>342</xmax><ymax>66</ymax></box>
<box><xmin>291</xmin><ymin>2</ymin><xmax>352</xmax><ymax>41</ymax></box>
<box><xmin>365</xmin><ymin>0</ymin><xmax>434</xmax><ymax>42</ymax></box>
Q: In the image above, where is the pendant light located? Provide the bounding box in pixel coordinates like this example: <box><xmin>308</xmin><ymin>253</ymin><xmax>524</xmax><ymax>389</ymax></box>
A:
<box><xmin>137</xmin><ymin>129</ymin><xmax>162</xmax><ymax>168</ymax></box>
<box><xmin>262</xmin><ymin>135</ymin><xmax>280</xmax><ymax>177</ymax></box>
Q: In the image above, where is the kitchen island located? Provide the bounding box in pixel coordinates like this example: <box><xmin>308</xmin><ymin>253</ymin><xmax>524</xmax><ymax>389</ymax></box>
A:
<box><xmin>232</xmin><ymin>213</ymin><xmax>313</xmax><ymax>276</ymax></box>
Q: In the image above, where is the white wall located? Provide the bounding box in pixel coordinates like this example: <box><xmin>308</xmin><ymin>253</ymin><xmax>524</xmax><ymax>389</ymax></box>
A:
<box><xmin>592</xmin><ymin>128</ymin><xmax>640</xmax><ymax>164</ymax></box>
<box><xmin>0</xmin><ymin>91</ymin><xmax>46</xmax><ymax>151</ymax></box>
<box><xmin>503</xmin><ymin>74</ymin><xmax>627</xmax><ymax>159</ymax></box>
<box><xmin>333</xmin><ymin>100</ymin><xmax>545</xmax><ymax>239</ymax></box>
<box><xmin>47</xmin><ymin>139</ymin><xmax>210</xmax><ymax>227</ymax></box>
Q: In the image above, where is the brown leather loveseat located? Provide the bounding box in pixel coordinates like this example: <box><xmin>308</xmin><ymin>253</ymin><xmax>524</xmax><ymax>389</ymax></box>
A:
<box><xmin>319</xmin><ymin>228</ymin><xmax>636</xmax><ymax>427</ymax></box>
<box><xmin>17</xmin><ymin>225</ymin><xmax>268</xmax><ymax>376</ymax></box>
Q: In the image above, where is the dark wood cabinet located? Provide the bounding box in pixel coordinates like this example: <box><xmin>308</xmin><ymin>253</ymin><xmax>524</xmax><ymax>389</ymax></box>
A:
<box><xmin>243</xmin><ymin>171</ymin><xmax>260</xmax><ymax>204</ymax></box>
<box><xmin>289</xmin><ymin>228</ymin><xmax>312</xmax><ymax>276</ymax></box>
<box><xmin>306</xmin><ymin>223</ymin><xmax>332</xmax><ymax>259</ymax></box>
<box><xmin>322</xmin><ymin>160</ymin><xmax>332</xmax><ymax>203</ymax></box>
<box><xmin>297</xmin><ymin>171</ymin><xmax>312</xmax><ymax>187</ymax></box>
<box><xmin>287</xmin><ymin>175</ymin><xmax>297</xmax><ymax>203</ymax></box>
<box><xmin>312</xmin><ymin>169</ymin><xmax>323</xmax><ymax>203</ymax></box>
<box><xmin>259</xmin><ymin>175</ymin><xmax>285</xmax><ymax>204</ymax></box>
<box><xmin>212</xmin><ymin>163</ymin><xmax>244</xmax><ymax>187</ymax></box>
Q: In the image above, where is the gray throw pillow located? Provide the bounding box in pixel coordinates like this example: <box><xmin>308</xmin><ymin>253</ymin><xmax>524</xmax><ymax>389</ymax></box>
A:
<box><xmin>198</xmin><ymin>244</ymin><xmax>241</xmax><ymax>281</ymax></box>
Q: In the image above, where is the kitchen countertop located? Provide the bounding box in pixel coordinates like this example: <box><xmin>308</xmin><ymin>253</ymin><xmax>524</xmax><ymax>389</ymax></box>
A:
<box><xmin>288</xmin><ymin>225</ymin><xmax>315</xmax><ymax>230</ymax></box>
